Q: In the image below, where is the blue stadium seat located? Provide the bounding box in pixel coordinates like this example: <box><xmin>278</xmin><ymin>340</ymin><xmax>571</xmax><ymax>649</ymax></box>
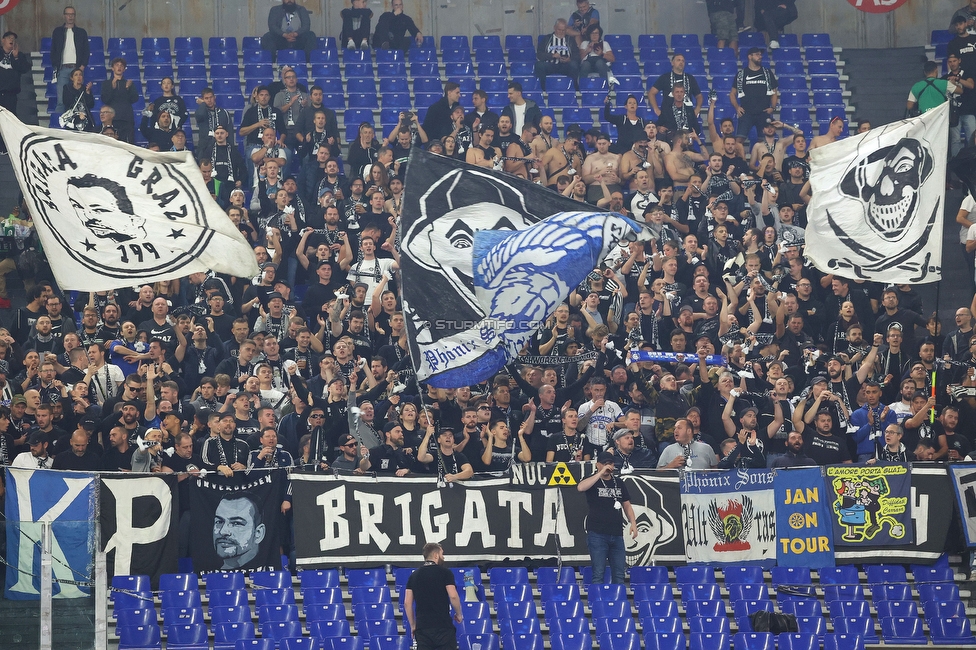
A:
<box><xmin>579</xmin><ymin>77</ymin><xmax>608</xmax><ymax>93</ymax></box>
<box><xmin>113</xmin><ymin>575</ymin><xmax>150</xmax><ymax>599</ymax></box>
<box><xmin>257</xmin><ymin>604</ymin><xmax>299</xmax><ymax>623</ymax></box>
<box><xmin>690</xmin><ymin>633</ymin><xmax>729</xmax><ymax>650</ymax></box>
<box><xmin>824</xmin><ymin>585</ymin><xmax>864</xmax><ymax>604</ymax></box>
<box><xmin>174</xmin><ymin>37</ymin><xmax>202</xmax><ymax>52</ymax></box>
<box><xmin>508</xmin><ymin>61</ymin><xmax>533</xmax><ymax>76</ymax></box>
<box><xmin>880</xmin><ymin>616</ymin><xmax>926</xmax><ymax>645</ymax></box>
<box><xmin>776</xmin><ymin>633</ymin><xmax>818</xmax><ymax>650</ymax></box>
<box><xmin>726</xmin><ymin>584</ymin><xmax>765</xmax><ymax>603</ymax></box>
<box><xmin>636</xmin><ymin>34</ymin><xmax>667</xmax><ymax>49</ymax></box>
<box><xmin>210</xmin><ymin>604</ymin><xmax>250</xmax><ymax>624</ymax></box>
<box><xmin>480</xmin><ymin>77</ymin><xmax>509</xmax><ymax>93</ymax></box>
<box><xmin>262</xmin><ymin>621</ymin><xmax>304</xmax><ymax>646</ymax></box>
<box><xmin>243</xmin><ymin>63</ymin><xmax>274</xmax><ymax>82</ymax></box>
<box><xmin>329</xmin><ymin>637</ymin><xmax>366</xmax><ymax>650</ymax></box>
<box><xmin>236</xmin><ymin>641</ymin><xmax>274</xmax><ymax>650</ymax></box>
<box><xmin>733</xmin><ymin>600</ymin><xmax>772</xmax><ymax>622</ymax></box>
<box><xmin>829</xmin><ymin>600</ymin><xmax>869</xmax><ymax>618</ymax></box>
<box><xmin>501</xmin><ymin>634</ymin><xmax>543</xmax><ymax>650</ymax></box>
<box><xmin>779</xmin><ymin>106</ymin><xmax>809</xmax><ymax>124</ymax></box>
<box><xmin>811</xmin><ymin>76</ymin><xmax>842</xmax><ymax>91</ymax></box>
<box><xmin>281</xmin><ymin>638</ymin><xmax>318</xmax><ymax>650</ymax></box>
<box><xmin>689</xmin><ymin>616</ymin><xmax>730</xmax><ymax>634</ymax></box>
<box><xmin>709</xmin><ymin>59</ymin><xmax>738</xmax><ymax>77</ymax></box>
<box><xmin>460</xmin><ymin>602</ymin><xmax>489</xmax><ymax>622</ymax></box>
<box><xmin>588</xmin><ymin>584</ymin><xmax>626</xmax><ymax>602</ymax></box>
<box><xmin>348</xmin><ymin>93</ymin><xmax>379</xmax><ymax>109</ymax></box>
<box><xmin>160</xmin><ymin>590</ymin><xmax>201</xmax><ymax>611</ymax></box>
<box><xmin>671</xmin><ymin>34</ymin><xmax>700</xmax><ymax>49</ymax></box>
<box><xmin>922</xmin><ymin>600</ymin><xmax>965</xmax><ymax>619</ymax></box>
<box><xmin>597</xmin><ymin>618</ymin><xmax>637</xmax><ymax>637</ymax></box>
<box><xmin>413</xmin><ymin>78</ymin><xmax>442</xmax><ymax>94</ymax></box>
<box><xmin>549</xmin><ymin>618</ymin><xmax>587</xmax><ymax>635</ymax></box>
<box><xmin>308</xmin><ymin>620</ymin><xmax>351</xmax><ymax>638</ymax></box>
<box><xmin>208</xmin><ymin>50</ymin><xmax>238</xmax><ymax>65</ymax></box>
<box><xmin>117</xmin><ymin>624</ymin><xmax>161</xmax><ymax>650</ymax></box>
<box><xmin>598</xmin><ymin>632</ymin><xmax>640</xmax><ymax>650</ymax></box>
<box><xmin>489</xmin><ymin>567</ymin><xmax>529</xmax><ymax>586</ymax></box>
<box><xmin>344</xmin><ymin>62</ymin><xmax>374</xmax><ymax>78</ymax></box>
<box><xmin>633</xmin><ymin>584</ymin><xmax>673</xmax><ymax>603</ymax></box>
<box><xmin>343</xmin><ymin>49</ymin><xmax>371</xmax><ymax>63</ymax></box>
<box><xmin>563</xmin><ymin>107</ymin><xmax>595</xmax><ymax>125</ymax></box>
<box><xmin>917</xmin><ymin>583</ymin><xmax>959</xmax><ymax>603</ymax></box>
<box><xmin>242</xmin><ymin>49</ymin><xmax>273</xmax><ymax>64</ymax></box>
<box><xmin>311</xmin><ymin>49</ymin><xmax>339</xmax><ymax>64</ymax></box>
<box><xmin>443</xmin><ymin>47</ymin><xmax>472</xmax><ymax>62</ymax></box>
<box><xmin>166</xmin><ymin>623</ymin><xmax>208</xmax><ymax>650</ymax></box>
<box><xmin>775</xmin><ymin>60</ymin><xmax>804</xmax><ymax>76</ymax></box>
<box><xmin>873</xmin><ymin>584</ymin><xmax>911</xmax><ymax>602</ymax></box>
<box><xmin>381</xmin><ymin>94</ymin><xmax>411</xmax><ymax>111</ymax></box>
<box><xmin>733</xmin><ymin>633</ymin><xmax>774</xmax><ymax>650</ymax></box>
<box><xmin>643</xmin><ymin>617</ymin><xmax>681</xmax><ymax>635</ymax></box>
<box><xmin>683</xmin><ymin>584</ymin><xmax>720</xmax><ymax>602</ymax></box>
<box><xmin>512</xmin><ymin>76</ymin><xmax>541</xmax><ymax>92</ymax></box>
<box><xmin>354</xmin><ymin>601</ymin><xmax>394</xmax><ymax>623</ymax></box>
<box><xmin>471</xmin><ymin>35</ymin><xmax>501</xmax><ymax>51</ymax></box>
<box><xmin>255</xmin><ymin>588</ymin><xmax>295</xmax><ymax>608</ymax></box>
<box><xmin>374</xmin><ymin>48</ymin><xmax>404</xmax><ymax>62</ymax></box>
<box><xmin>823</xmin><ymin>633</ymin><xmax>864</xmax><ymax>650</ymax></box>
<box><xmin>832</xmin><ymin>617</ymin><xmax>877</xmax><ymax>643</ymax></box>
<box><xmin>377</xmin><ymin>62</ymin><xmax>407</xmax><ymax>77</ymax></box>
<box><xmin>210</xmin><ymin>63</ymin><xmax>240</xmax><ymax>80</ymax></box>
<box><xmin>143</xmin><ymin>50</ymin><xmax>171</xmax><ymax>65</ymax></box>
<box><xmin>591</xmin><ymin>600</ymin><xmax>630</xmax><ymax>620</ymax></box>
<box><xmin>545</xmin><ymin>75</ymin><xmax>575</xmax><ymax>92</ymax></box>
<box><xmin>778</xmin><ymin>76</ymin><xmax>808</xmax><ymax>91</ymax></box>
<box><xmin>495</xmin><ymin>600</ymin><xmax>535</xmax><ymax>622</ymax></box>
<box><xmin>459</xmin><ymin>634</ymin><xmax>500</xmax><ymax>650</ymax></box>
<box><xmin>738</xmin><ymin>32</ymin><xmax>766</xmax><ymax>49</ymax></box>
<box><xmin>113</xmin><ymin>591</ymin><xmax>154</xmax><ymax>614</ymax></box>
<box><xmin>477</xmin><ymin>61</ymin><xmax>505</xmax><ymax>78</ymax></box>
<box><xmin>492</xmin><ymin>586</ymin><xmax>531</xmax><ymax>606</ymax></box>
<box><xmin>542</xmin><ymin>600</ymin><xmax>584</xmax><ymax>621</ymax></box>
<box><xmin>550</xmin><ymin>632</ymin><xmax>593</xmax><ymax>650</ymax></box>
<box><xmin>451</xmin><ymin>568</ymin><xmax>485</xmax><ymax>602</ymax></box>
<box><xmin>725</xmin><ymin>566</ymin><xmax>764</xmax><ymax>585</ymax></box>
<box><xmin>645</xmin><ymin>632</ymin><xmax>684</xmax><ymax>650</ymax></box>
<box><xmin>628</xmin><ymin>567</ymin><xmax>667</xmax><ymax>585</ymax></box>
<box><xmin>361</xmin><ymin>619</ymin><xmax>399</xmax><ymax>645</ymax></box>
<box><xmin>322</xmin><ymin>92</ymin><xmax>345</xmax><ymax>110</ymax></box>
<box><xmin>408</xmin><ymin>47</ymin><xmax>437</xmax><ymax>62</ymax></box>
<box><xmin>457</xmin><ymin>618</ymin><xmax>492</xmax><ymax>637</ymax></box>
<box><xmin>304</xmin><ymin>603</ymin><xmax>345</xmax><ymax>621</ymax></box>
<box><xmin>807</xmin><ymin>60</ymin><xmax>838</xmax><ymax>76</ymax></box>
<box><xmin>441</xmin><ymin>35</ymin><xmax>470</xmax><ymax>50</ymax></box>
<box><xmin>475</xmin><ymin>48</ymin><xmax>505</xmax><ymax>63</ymax></box>
<box><xmin>685</xmin><ymin>601</ymin><xmax>724</xmax><ymax>619</ymax></box>
<box><xmin>107</xmin><ymin>37</ymin><xmax>137</xmax><ymax>52</ymax></box>
<box><xmin>804</xmin><ymin>46</ymin><xmax>835</xmax><ymax>62</ymax></box>
<box><xmin>639</xmin><ymin>601</ymin><xmax>679</xmax><ymax>620</ymax></box>
<box><xmin>208</xmin><ymin>36</ymin><xmax>237</xmax><ymax>53</ymax></box>
<box><xmin>211</xmin><ymin>79</ymin><xmax>241</xmax><ymax>94</ymax></box>
<box><xmin>346</xmin><ymin>78</ymin><xmax>377</xmax><ymax>95</ymax></box>
<box><xmin>780</xmin><ymin>91</ymin><xmax>811</xmax><ymax>105</ymax></box>
<box><xmin>779</xmin><ymin>599</ymin><xmax>822</xmax><ymax>618</ymax></box>
<box><xmin>454</xmin><ymin>77</ymin><xmax>477</xmax><ymax>94</ymax></box>
<box><xmin>213</xmin><ymin>622</ymin><xmax>254</xmax><ymax>650</ymax></box>
<box><xmin>315</xmin><ymin>75</ymin><xmax>342</xmax><ymax>92</ymax></box>
<box><xmin>547</xmin><ymin>91</ymin><xmax>578</xmax><ymax>108</ymax></box>
<box><xmin>374</xmin><ymin>637</ymin><xmax>411</xmax><ymax>650</ymax></box>
<box><xmin>177</xmin><ymin>63</ymin><xmax>207</xmax><ymax>79</ymax></box>
<box><xmin>796</xmin><ymin>616</ymin><xmax>827</xmax><ymax>637</ymax></box>
<box><xmin>639</xmin><ymin>47</ymin><xmax>670</xmax><ymax>67</ymax></box>
<box><xmin>116</xmin><ymin>608</ymin><xmax>157</xmax><ymax>630</ymax></box>
<box><xmin>88</xmin><ymin>36</ymin><xmax>104</xmax><ymax>52</ymax></box>
<box><xmin>540</xmin><ymin>583</ymin><xmax>580</xmax><ymax>603</ymax></box>
<box><xmin>498</xmin><ymin>617</ymin><xmax>541</xmax><ymax>637</ymax></box>
<box><xmin>675</xmin><ymin>566</ymin><xmax>716</xmax><ymax>585</ymax></box>
<box><xmin>802</xmin><ymin>33</ymin><xmax>832</xmax><ymax>47</ymax></box>
<box><xmin>929</xmin><ymin>616</ymin><xmax>976</xmax><ymax>645</ymax></box>
<box><xmin>536</xmin><ymin>567</ymin><xmax>576</xmax><ymax>585</ymax></box>
<box><xmin>604</xmin><ymin>34</ymin><xmax>633</xmax><ymax>53</ymax></box>
<box><xmin>708</xmin><ymin>46</ymin><xmax>737</xmax><ymax>61</ymax></box>
<box><xmin>505</xmin><ymin>35</ymin><xmax>533</xmax><ymax>49</ymax></box>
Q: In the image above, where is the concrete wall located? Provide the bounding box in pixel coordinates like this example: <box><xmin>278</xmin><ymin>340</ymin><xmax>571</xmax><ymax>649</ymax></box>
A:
<box><xmin>0</xmin><ymin>0</ymin><xmax>964</xmax><ymax>53</ymax></box>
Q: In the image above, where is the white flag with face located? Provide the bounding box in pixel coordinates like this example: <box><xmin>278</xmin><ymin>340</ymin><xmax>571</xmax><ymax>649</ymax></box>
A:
<box><xmin>806</xmin><ymin>102</ymin><xmax>947</xmax><ymax>284</ymax></box>
<box><xmin>0</xmin><ymin>108</ymin><xmax>258</xmax><ymax>291</ymax></box>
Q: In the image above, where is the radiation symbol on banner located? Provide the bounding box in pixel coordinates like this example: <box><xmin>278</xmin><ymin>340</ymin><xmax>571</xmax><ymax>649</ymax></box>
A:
<box><xmin>548</xmin><ymin>463</ymin><xmax>577</xmax><ymax>486</ymax></box>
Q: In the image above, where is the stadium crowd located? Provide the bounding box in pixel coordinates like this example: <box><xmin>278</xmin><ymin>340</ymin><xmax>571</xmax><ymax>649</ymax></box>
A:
<box><xmin>0</xmin><ymin>0</ymin><xmax>974</xmax><ymax>498</ymax></box>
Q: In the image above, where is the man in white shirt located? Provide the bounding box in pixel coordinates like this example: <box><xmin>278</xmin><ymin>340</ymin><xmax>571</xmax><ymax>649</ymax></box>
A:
<box><xmin>12</xmin><ymin>430</ymin><xmax>55</xmax><ymax>469</ymax></box>
<box><xmin>51</xmin><ymin>6</ymin><xmax>89</xmax><ymax>113</ymax></box>
<box><xmin>577</xmin><ymin>378</ymin><xmax>623</xmax><ymax>448</ymax></box>
<box><xmin>957</xmin><ymin>192</ymin><xmax>976</xmax><ymax>293</ymax></box>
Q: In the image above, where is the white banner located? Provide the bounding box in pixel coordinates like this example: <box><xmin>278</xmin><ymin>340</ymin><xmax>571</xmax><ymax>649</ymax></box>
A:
<box><xmin>681</xmin><ymin>469</ymin><xmax>777</xmax><ymax>564</ymax></box>
<box><xmin>806</xmin><ymin>102</ymin><xmax>947</xmax><ymax>284</ymax></box>
<box><xmin>949</xmin><ymin>463</ymin><xmax>976</xmax><ymax>547</ymax></box>
<box><xmin>0</xmin><ymin>108</ymin><xmax>258</xmax><ymax>291</ymax></box>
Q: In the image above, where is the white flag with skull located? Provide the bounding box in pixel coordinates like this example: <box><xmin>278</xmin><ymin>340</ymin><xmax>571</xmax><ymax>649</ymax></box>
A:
<box><xmin>806</xmin><ymin>102</ymin><xmax>947</xmax><ymax>284</ymax></box>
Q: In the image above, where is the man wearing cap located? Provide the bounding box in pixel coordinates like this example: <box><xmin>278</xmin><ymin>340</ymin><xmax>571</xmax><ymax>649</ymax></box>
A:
<box><xmin>360</xmin><ymin>422</ymin><xmax>414</xmax><ymax>476</ymax></box>
<box><xmin>577</xmin><ymin>451</ymin><xmax>638</xmax><ymax>585</ymax></box>
<box><xmin>718</xmin><ymin>403</ymin><xmax>772</xmax><ymax>468</ymax></box>
<box><xmin>12</xmin><ymin>430</ymin><xmax>55</xmax><ymax>469</ymax></box>
<box><xmin>608</xmin><ymin>428</ymin><xmax>657</xmax><ymax>470</ymax></box>
<box><xmin>331</xmin><ymin>432</ymin><xmax>367</xmax><ymax>472</ymax></box>
<box><xmin>416</xmin><ymin>424</ymin><xmax>474</xmax><ymax>482</ymax></box>
<box><xmin>200</xmin><ymin>124</ymin><xmax>246</xmax><ymax>189</ymax></box>
<box><xmin>201</xmin><ymin>411</ymin><xmax>250</xmax><ymax>477</ymax></box>
<box><xmin>731</xmin><ymin>47</ymin><xmax>778</xmax><ymax>143</ymax></box>
<box><xmin>949</xmin><ymin>14</ymin><xmax>976</xmax><ymax>70</ymax></box>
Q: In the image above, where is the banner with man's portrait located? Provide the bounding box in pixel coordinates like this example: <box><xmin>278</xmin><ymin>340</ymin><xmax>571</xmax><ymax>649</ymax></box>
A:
<box><xmin>189</xmin><ymin>471</ymin><xmax>284</xmax><ymax>573</ymax></box>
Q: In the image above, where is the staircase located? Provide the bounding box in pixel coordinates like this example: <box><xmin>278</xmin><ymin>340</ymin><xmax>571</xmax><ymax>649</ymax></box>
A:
<box><xmin>0</xmin><ymin>597</ymin><xmax>96</xmax><ymax>650</ymax></box>
<box><xmin>842</xmin><ymin>47</ymin><xmax>928</xmax><ymax>128</ymax></box>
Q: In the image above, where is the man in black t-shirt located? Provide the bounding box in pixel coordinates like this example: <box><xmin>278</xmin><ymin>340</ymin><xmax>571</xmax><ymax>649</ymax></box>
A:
<box><xmin>403</xmin><ymin>542</ymin><xmax>463</xmax><ymax>650</ymax></box>
<box><xmin>949</xmin><ymin>16</ymin><xmax>976</xmax><ymax>71</ymax></box>
<box><xmin>577</xmin><ymin>451</ymin><xmax>638</xmax><ymax>585</ymax></box>
<box><xmin>801</xmin><ymin>409</ymin><xmax>852</xmax><ymax>466</ymax></box>
<box><xmin>731</xmin><ymin>47</ymin><xmax>778</xmax><ymax>144</ymax></box>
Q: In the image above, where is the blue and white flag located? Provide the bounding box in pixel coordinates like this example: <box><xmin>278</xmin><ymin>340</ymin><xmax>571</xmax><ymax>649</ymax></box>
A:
<box><xmin>806</xmin><ymin>103</ymin><xmax>947</xmax><ymax>283</ymax></box>
<box><xmin>4</xmin><ymin>468</ymin><xmax>96</xmax><ymax>600</ymax></box>
<box><xmin>400</xmin><ymin>150</ymin><xmax>642</xmax><ymax>387</ymax></box>
<box><xmin>0</xmin><ymin>108</ymin><xmax>259</xmax><ymax>291</ymax></box>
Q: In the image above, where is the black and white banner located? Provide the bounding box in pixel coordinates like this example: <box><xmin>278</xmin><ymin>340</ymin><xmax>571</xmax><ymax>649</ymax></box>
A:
<box><xmin>399</xmin><ymin>149</ymin><xmax>641</xmax><ymax>387</ymax></box>
<box><xmin>0</xmin><ymin>108</ymin><xmax>258</xmax><ymax>291</ymax></box>
<box><xmin>949</xmin><ymin>463</ymin><xmax>976</xmax><ymax>547</ymax></box>
<box><xmin>291</xmin><ymin>466</ymin><xmax>685</xmax><ymax>567</ymax></box>
<box><xmin>99</xmin><ymin>474</ymin><xmax>179</xmax><ymax>584</ymax></box>
<box><xmin>806</xmin><ymin>102</ymin><xmax>947</xmax><ymax>283</ymax></box>
<box><xmin>189</xmin><ymin>471</ymin><xmax>285</xmax><ymax>573</ymax></box>
<box><xmin>834</xmin><ymin>463</ymin><xmax>952</xmax><ymax>564</ymax></box>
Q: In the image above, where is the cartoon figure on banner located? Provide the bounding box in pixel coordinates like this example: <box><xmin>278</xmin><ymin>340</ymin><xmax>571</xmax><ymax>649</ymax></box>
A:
<box><xmin>832</xmin><ymin>476</ymin><xmax>906</xmax><ymax>542</ymax></box>
<box><xmin>624</xmin><ymin>477</ymin><xmax>679</xmax><ymax>566</ymax></box>
<box><xmin>826</xmin><ymin>136</ymin><xmax>939</xmax><ymax>280</ymax></box>
<box><xmin>708</xmin><ymin>496</ymin><xmax>755</xmax><ymax>552</ymax></box>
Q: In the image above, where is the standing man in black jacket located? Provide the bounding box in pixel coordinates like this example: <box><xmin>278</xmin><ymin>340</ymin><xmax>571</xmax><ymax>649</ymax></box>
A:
<box><xmin>50</xmin><ymin>7</ymin><xmax>89</xmax><ymax>113</ymax></box>
<box><xmin>421</xmin><ymin>82</ymin><xmax>461</xmax><ymax>142</ymax></box>
<box><xmin>0</xmin><ymin>32</ymin><xmax>30</xmax><ymax>155</ymax></box>
<box><xmin>100</xmin><ymin>57</ymin><xmax>139</xmax><ymax>144</ymax></box>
